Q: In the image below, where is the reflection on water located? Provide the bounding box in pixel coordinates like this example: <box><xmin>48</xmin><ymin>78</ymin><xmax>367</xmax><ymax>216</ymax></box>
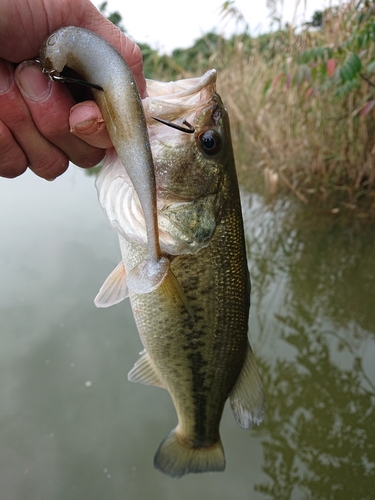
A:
<box><xmin>0</xmin><ymin>167</ymin><xmax>374</xmax><ymax>499</ymax></box>
<box><xmin>242</xmin><ymin>193</ymin><xmax>375</xmax><ymax>499</ymax></box>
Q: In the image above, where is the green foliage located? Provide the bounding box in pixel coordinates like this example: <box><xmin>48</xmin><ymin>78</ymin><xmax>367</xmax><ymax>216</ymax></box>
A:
<box><xmin>136</xmin><ymin>42</ymin><xmax>184</xmax><ymax>80</ymax></box>
<box><xmin>293</xmin><ymin>2</ymin><xmax>375</xmax><ymax>100</ymax></box>
<box><xmin>139</xmin><ymin>32</ymin><xmax>232</xmax><ymax>80</ymax></box>
<box><xmin>171</xmin><ymin>32</ymin><xmax>226</xmax><ymax>72</ymax></box>
<box><xmin>93</xmin><ymin>0</ymin><xmax>375</xmax><ymax>207</ymax></box>
<box><xmin>99</xmin><ymin>1</ymin><xmax>126</xmax><ymax>32</ymax></box>
<box><xmin>241</xmin><ymin>1</ymin><xmax>375</xmax><ymax>207</ymax></box>
<box><xmin>306</xmin><ymin>10</ymin><xmax>324</xmax><ymax>28</ymax></box>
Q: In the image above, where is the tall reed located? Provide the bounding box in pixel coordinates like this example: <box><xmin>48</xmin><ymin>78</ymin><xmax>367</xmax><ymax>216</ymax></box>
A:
<box><xmin>213</xmin><ymin>2</ymin><xmax>375</xmax><ymax>211</ymax></box>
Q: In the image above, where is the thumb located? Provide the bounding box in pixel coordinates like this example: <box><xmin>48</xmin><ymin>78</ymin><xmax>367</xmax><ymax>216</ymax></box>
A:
<box><xmin>69</xmin><ymin>101</ymin><xmax>113</xmax><ymax>149</ymax></box>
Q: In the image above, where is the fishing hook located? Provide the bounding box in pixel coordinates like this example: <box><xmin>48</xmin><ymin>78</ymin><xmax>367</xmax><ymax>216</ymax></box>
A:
<box><xmin>49</xmin><ymin>73</ymin><xmax>104</xmax><ymax>91</ymax></box>
<box><xmin>152</xmin><ymin>117</ymin><xmax>195</xmax><ymax>134</ymax></box>
<box><xmin>35</xmin><ymin>59</ymin><xmax>104</xmax><ymax>91</ymax></box>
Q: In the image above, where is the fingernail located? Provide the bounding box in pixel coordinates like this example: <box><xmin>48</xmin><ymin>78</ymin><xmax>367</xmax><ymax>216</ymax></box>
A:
<box><xmin>0</xmin><ymin>59</ymin><xmax>12</xmax><ymax>94</ymax></box>
<box><xmin>16</xmin><ymin>61</ymin><xmax>51</xmax><ymax>101</ymax></box>
<box><xmin>70</xmin><ymin>103</ymin><xmax>104</xmax><ymax>134</ymax></box>
<box><xmin>70</xmin><ymin>108</ymin><xmax>96</xmax><ymax>134</ymax></box>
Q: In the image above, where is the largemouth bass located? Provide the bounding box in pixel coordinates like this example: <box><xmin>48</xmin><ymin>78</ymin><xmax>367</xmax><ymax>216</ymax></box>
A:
<box><xmin>40</xmin><ymin>27</ymin><xmax>264</xmax><ymax>478</ymax></box>
<box><xmin>96</xmin><ymin>72</ymin><xmax>265</xmax><ymax>477</ymax></box>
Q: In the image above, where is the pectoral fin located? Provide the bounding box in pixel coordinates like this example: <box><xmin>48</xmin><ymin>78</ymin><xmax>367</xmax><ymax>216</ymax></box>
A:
<box><xmin>94</xmin><ymin>261</ymin><xmax>128</xmax><ymax>308</ymax></box>
<box><xmin>161</xmin><ymin>268</ymin><xmax>194</xmax><ymax>320</ymax></box>
<box><xmin>128</xmin><ymin>350</ymin><xmax>165</xmax><ymax>389</ymax></box>
<box><xmin>229</xmin><ymin>345</ymin><xmax>265</xmax><ymax>428</ymax></box>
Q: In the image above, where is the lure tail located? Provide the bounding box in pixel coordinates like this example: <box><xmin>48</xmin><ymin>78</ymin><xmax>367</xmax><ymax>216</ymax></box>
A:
<box><xmin>127</xmin><ymin>257</ymin><xmax>194</xmax><ymax>319</ymax></box>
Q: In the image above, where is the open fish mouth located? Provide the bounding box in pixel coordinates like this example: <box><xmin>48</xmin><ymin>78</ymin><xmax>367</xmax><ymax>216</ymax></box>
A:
<box><xmin>143</xmin><ymin>70</ymin><xmax>217</xmax><ymax>141</ymax></box>
<box><xmin>145</xmin><ymin>69</ymin><xmax>216</xmax><ymax>104</ymax></box>
<box><xmin>96</xmin><ymin>69</ymin><xmax>224</xmax><ymax>256</ymax></box>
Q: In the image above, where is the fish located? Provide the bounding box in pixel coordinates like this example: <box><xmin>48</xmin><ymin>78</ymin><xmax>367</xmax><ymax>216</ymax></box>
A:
<box><xmin>95</xmin><ymin>72</ymin><xmax>265</xmax><ymax>477</ymax></box>
<box><xmin>40</xmin><ymin>27</ymin><xmax>264</xmax><ymax>478</ymax></box>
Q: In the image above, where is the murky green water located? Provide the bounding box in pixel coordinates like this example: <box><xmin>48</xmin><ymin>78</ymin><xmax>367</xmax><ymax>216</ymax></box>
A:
<box><xmin>1</xmin><ymin>166</ymin><xmax>374</xmax><ymax>499</ymax></box>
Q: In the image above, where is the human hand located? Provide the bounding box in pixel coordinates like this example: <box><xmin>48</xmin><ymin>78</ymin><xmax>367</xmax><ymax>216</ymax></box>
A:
<box><xmin>0</xmin><ymin>0</ymin><xmax>146</xmax><ymax>180</ymax></box>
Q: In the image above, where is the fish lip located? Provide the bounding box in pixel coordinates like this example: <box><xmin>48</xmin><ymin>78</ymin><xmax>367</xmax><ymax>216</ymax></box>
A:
<box><xmin>143</xmin><ymin>70</ymin><xmax>218</xmax><ymax>131</ymax></box>
<box><xmin>96</xmin><ymin>70</ymin><xmax>225</xmax><ymax>257</ymax></box>
<box><xmin>145</xmin><ymin>70</ymin><xmax>217</xmax><ymax>100</ymax></box>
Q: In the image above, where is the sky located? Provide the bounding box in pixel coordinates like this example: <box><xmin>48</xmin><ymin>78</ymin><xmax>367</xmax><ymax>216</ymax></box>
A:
<box><xmin>99</xmin><ymin>0</ymin><xmax>326</xmax><ymax>54</ymax></box>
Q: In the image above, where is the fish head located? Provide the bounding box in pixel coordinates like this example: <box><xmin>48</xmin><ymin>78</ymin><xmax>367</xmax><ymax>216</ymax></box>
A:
<box><xmin>96</xmin><ymin>70</ymin><xmax>237</xmax><ymax>256</ymax></box>
<box><xmin>143</xmin><ymin>70</ymin><xmax>236</xmax><ymax>254</ymax></box>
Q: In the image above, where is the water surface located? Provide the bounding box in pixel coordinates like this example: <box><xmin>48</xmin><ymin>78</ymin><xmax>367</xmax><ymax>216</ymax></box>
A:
<box><xmin>1</xmin><ymin>166</ymin><xmax>374</xmax><ymax>499</ymax></box>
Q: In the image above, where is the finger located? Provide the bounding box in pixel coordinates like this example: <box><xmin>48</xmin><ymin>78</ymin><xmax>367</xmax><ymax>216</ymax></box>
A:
<box><xmin>15</xmin><ymin>60</ymin><xmax>105</xmax><ymax>173</ymax></box>
<box><xmin>69</xmin><ymin>101</ymin><xmax>113</xmax><ymax>149</ymax></box>
<box><xmin>0</xmin><ymin>120</ymin><xmax>28</xmax><ymax>178</ymax></box>
<box><xmin>0</xmin><ymin>0</ymin><xmax>147</xmax><ymax>98</ymax></box>
<box><xmin>0</xmin><ymin>58</ymin><xmax>69</xmax><ymax>180</ymax></box>
<box><xmin>0</xmin><ymin>60</ymin><xmax>28</xmax><ymax>177</ymax></box>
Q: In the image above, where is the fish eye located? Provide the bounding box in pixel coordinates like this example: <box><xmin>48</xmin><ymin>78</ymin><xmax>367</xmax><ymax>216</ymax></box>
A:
<box><xmin>198</xmin><ymin>130</ymin><xmax>222</xmax><ymax>156</ymax></box>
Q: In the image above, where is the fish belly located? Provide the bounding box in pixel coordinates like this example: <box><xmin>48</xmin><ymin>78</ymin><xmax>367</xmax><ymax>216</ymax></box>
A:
<box><xmin>121</xmin><ymin>203</ymin><xmax>252</xmax><ymax>477</ymax></box>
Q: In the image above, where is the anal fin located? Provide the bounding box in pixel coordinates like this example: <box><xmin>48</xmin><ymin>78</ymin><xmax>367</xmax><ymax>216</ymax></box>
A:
<box><xmin>128</xmin><ymin>350</ymin><xmax>165</xmax><ymax>389</ymax></box>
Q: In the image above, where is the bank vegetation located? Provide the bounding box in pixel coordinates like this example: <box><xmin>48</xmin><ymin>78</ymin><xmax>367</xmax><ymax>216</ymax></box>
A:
<box><xmin>105</xmin><ymin>1</ymin><xmax>375</xmax><ymax>213</ymax></box>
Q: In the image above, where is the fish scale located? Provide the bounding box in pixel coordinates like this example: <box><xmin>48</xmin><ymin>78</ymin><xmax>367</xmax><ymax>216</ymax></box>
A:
<box><xmin>121</xmin><ymin>187</ymin><xmax>252</xmax><ymax>457</ymax></box>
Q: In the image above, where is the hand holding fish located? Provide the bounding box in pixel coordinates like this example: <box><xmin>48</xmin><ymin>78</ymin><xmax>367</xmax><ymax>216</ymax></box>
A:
<box><xmin>0</xmin><ymin>0</ymin><xmax>145</xmax><ymax>180</ymax></box>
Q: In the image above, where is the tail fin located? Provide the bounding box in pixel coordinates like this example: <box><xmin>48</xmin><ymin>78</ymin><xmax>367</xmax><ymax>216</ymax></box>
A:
<box><xmin>154</xmin><ymin>429</ymin><xmax>225</xmax><ymax>478</ymax></box>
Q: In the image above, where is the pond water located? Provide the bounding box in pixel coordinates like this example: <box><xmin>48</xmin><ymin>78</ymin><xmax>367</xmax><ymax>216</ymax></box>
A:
<box><xmin>1</xmin><ymin>166</ymin><xmax>374</xmax><ymax>499</ymax></box>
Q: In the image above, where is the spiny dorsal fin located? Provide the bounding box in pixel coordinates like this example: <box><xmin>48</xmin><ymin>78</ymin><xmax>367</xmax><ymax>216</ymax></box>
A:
<box><xmin>94</xmin><ymin>261</ymin><xmax>128</xmax><ymax>308</ymax></box>
<box><xmin>128</xmin><ymin>350</ymin><xmax>165</xmax><ymax>389</ymax></box>
<box><xmin>229</xmin><ymin>344</ymin><xmax>265</xmax><ymax>429</ymax></box>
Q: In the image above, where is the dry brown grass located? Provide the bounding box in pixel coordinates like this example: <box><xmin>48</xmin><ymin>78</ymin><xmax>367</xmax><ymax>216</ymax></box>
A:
<box><xmin>214</xmin><ymin>2</ymin><xmax>375</xmax><ymax>213</ymax></box>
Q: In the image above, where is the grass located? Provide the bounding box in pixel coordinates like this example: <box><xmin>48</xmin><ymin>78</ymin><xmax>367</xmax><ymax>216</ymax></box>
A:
<box><xmin>200</xmin><ymin>1</ymin><xmax>375</xmax><ymax>214</ymax></box>
<box><xmin>103</xmin><ymin>0</ymin><xmax>375</xmax><ymax>215</ymax></box>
